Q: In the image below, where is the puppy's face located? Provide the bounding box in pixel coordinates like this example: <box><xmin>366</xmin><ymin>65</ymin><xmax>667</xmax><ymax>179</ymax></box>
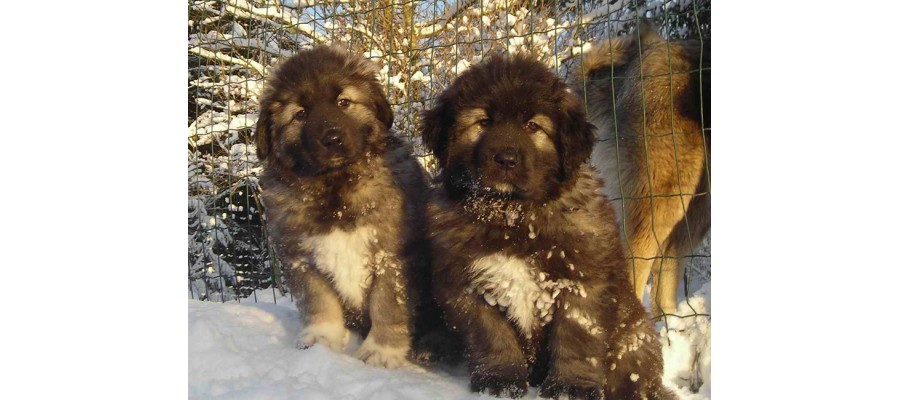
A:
<box><xmin>421</xmin><ymin>55</ymin><xmax>596</xmax><ymax>202</ymax></box>
<box><xmin>447</xmin><ymin>107</ymin><xmax>558</xmax><ymax>198</ymax></box>
<box><xmin>255</xmin><ymin>47</ymin><xmax>394</xmax><ymax>176</ymax></box>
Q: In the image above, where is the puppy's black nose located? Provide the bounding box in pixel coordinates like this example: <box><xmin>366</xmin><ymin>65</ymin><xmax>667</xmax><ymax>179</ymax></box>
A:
<box><xmin>493</xmin><ymin>148</ymin><xmax>520</xmax><ymax>170</ymax></box>
<box><xmin>320</xmin><ymin>129</ymin><xmax>343</xmax><ymax>148</ymax></box>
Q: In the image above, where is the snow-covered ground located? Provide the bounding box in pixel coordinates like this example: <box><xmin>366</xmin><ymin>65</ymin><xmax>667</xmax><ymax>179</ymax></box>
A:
<box><xmin>189</xmin><ymin>285</ymin><xmax>710</xmax><ymax>399</ymax></box>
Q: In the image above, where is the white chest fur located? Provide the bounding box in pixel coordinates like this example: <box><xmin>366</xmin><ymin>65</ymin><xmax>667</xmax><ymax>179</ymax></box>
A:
<box><xmin>468</xmin><ymin>253</ymin><xmax>587</xmax><ymax>335</ymax></box>
<box><xmin>302</xmin><ymin>226</ymin><xmax>376</xmax><ymax>309</ymax></box>
<box><xmin>468</xmin><ymin>253</ymin><xmax>545</xmax><ymax>334</ymax></box>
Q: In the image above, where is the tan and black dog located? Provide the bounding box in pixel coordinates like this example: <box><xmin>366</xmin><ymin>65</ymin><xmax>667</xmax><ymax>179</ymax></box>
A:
<box><xmin>576</xmin><ymin>23</ymin><xmax>711</xmax><ymax>316</ymax></box>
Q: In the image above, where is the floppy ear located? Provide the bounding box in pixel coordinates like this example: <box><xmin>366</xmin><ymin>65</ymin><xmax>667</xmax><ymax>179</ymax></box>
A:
<box><xmin>255</xmin><ymin>101</ymin><xmax>273</xmax><ymax>160</ymax></box>
<box><xmin>558</xmin><ymin>92</ymin><xmax>597</xmax><ymax>180</ymax></box>
<box><xmin>419</xmin><ymin>94</ymin><xmax>454</xmax><ymax>167</ymax></box>
<box><xmin>369</xmin><ymin>82</ymin><xmax>394</xmax><ymax>129</ymax></box>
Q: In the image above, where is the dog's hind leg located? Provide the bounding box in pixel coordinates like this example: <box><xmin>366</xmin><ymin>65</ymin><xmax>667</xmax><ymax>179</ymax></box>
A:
<box><xmin>650</xmin><ymin>184</ymin><xmax>710</xmax><ymax>317</ymax></box>
<box><xmin>627</xmin><ymin>194</ymin><xmax>691</xmax><ymax>317</ymax></box>
<box><xmin>629</xmin><ymin>139</ymin><xmax>707</xmax><ymax>316</ymax></box>
<box><xmin>626</xmin><ymin>237</ymin><xmax>655</xmax><ymax>307</ymax></box>
<box><xmin>649</xmin><ymin>244</ymin><xmax>680</xmax><ymax>317</ymax></box>
<box><xmin>624</xmin><ymin>195</ymin><xmax>681</xmax><ymax>315</ymax></box>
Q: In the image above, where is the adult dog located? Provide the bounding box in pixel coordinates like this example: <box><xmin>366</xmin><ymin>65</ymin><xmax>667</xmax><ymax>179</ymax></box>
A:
<box><xmin>255</xmin><ymin>46</ymin><xmax>435</xmax><ymax>368</ymax></box>
<box><xmin>576</xmin><ymin>23</ymin><xmax>711</xmax><ymax>316</ymax></box>
<box><xmin>421</xmin><ymin>55</ymin><xmax>674</xmax><ymax>400</ymax></box>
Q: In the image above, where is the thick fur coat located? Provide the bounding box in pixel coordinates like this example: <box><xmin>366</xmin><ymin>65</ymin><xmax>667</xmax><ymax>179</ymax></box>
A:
<box><xmin>421</xmin><ymin>55</ymin><xmax>674</xmax><ymax>400</ymax></box>
<box><xmin>255</xmin><ymin>46</ymin><xmax>436</xmax><ymax>368</ymax></box>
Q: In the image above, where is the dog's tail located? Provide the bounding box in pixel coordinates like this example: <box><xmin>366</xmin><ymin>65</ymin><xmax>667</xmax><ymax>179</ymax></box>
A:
<box><xmin>573</xmin><ymin>20</ymin><xmax>663</xmax><ymax>87</ymax></box>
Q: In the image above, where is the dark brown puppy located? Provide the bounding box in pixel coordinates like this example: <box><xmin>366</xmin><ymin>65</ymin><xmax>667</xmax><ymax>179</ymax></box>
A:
<box><xmin>421</xmin><ymin>55</ymin><xmax>674</xmax><ymax>399</ymax></box>
<box><xmin>255</xmin><ymin>46</ymin><xmax>435</xmax><ymax>368</ymax></box>
<box><xmin>575</xmin><ymin>23</ymin><xmax>711</xmax><ymax>317</ymax></box>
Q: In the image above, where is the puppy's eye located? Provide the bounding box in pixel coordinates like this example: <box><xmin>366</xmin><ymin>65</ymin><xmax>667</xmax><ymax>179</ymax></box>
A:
<box><xmin>337</xmin><ymin>98</ymin><xmax>351</xmax><ymax>108</ymax></box>
<box><xmin>294</xmin><ymin>109</ymin><xmax>307</xmax><ymax>120</ymax></box>
<box><xmin>477</xmin><ymin>119</ymin><xmax>491</xmax><ymax>127</ymax></box>
<box><xmin>525</xmin><ymin>121</ymin><xmax>540</xmax><ymax>132</ymax></box>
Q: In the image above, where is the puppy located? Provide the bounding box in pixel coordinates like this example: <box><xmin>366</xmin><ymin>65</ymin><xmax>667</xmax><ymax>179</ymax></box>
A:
<box><xmin>255</xmin><ymin>46</ymin><xmax>434</xmax><ymax>368</ymax></box>
<box><xmin>576</xmin><ymin>22</ymin><xmax>711</xmax><ymax>316</ymax></box>
<box><xmin>421</xmin><ymin>54</ymin><xmax>675</xmax><ymax>400</ymax></box>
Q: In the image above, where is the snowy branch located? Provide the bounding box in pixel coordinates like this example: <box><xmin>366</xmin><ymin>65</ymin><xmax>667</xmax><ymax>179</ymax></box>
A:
<box><xmin>415</xmin><ymin>0</ymin><xmax>476</xmax><ymax>38</ymax></box>
<box><xmin>189</xmin><ymin>46</ymin><xmax>268</xmax><ymax>76</ymax></box>
<box><xmin>224</xmin><ymin>0</ymin><xmax>325</xmax><ymax>44</ymax></box>
<box><xmin>195</xmin><ymin>37</ymin><xmax>293</xmax><ymax>58</ymax></box>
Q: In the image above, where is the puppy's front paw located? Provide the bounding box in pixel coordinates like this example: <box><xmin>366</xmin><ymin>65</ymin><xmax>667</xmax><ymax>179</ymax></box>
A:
<box><xmin>296</xmin><ymin>322</ymin><xmax>349</xmax><ymax>352</ymax></box>
<box><xmin>540</xmin><ymin>377</ymin><xmax>602</xmax><ymax>400</ymax></box>
<box><xmin>354</xmin><ymin>337</ymin><xmax>410</xmax><ymax>369</ymax></box>
<box><xmin>413</xmin><ymin>329</ymin><xmax>464</xmax><ymax>365</ymax></box>
<box><xmin>470</xmin><ymin>365</ymin><xmax>528</xmax><ymax>398</ymax></box>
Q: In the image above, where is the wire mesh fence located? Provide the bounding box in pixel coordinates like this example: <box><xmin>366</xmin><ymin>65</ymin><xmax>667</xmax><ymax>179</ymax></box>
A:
<box><xmin>187</xmin><ymin>0</ymin><xmax>711</xmax><ymax>319</ymax></box>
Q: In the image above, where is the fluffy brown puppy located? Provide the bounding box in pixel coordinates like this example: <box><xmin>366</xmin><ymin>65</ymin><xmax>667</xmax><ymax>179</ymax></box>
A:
<box><xmin>255</xmin><ymin>46</ymin><xmax>435</xmax><ymax>368</ymax></box>
<box><xmin>421</xmin><ymin>54</ymin><xmax>674</xmax><ymax>400</ymax></box>
<box><xmin>576</xmin><ymin>22</ymin><xmax>711</xmax><ymax>316</ymax></box>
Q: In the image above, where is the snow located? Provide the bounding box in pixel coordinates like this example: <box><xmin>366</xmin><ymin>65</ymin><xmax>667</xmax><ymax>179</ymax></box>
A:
<box><xmin>281</xmin><ymin>0</ymin><xmax>316</xmax><ymax>8</ymax></box>
<box><xmin>452</xmin><ymin>60</ymin><xmax>471</xmax><ymax>75</ymax></box>
<box><xmin>658</xmin><ymin>283</ymin><xmax>712</xmax><ymax>400</ymax></box>
<box><xmin>189</xmin><ymin>298</ymin><xmax>477</xmax><ymax>400</ymax></box>
<box><xmin>189</xmin><ymin>285</ymin><xmax>712</xmax><ymax>399</ymax></box>
<box><xmin>411</xmin><ymin>70</ymin><xmax>430</xmax><ymax>83</ymax></box>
